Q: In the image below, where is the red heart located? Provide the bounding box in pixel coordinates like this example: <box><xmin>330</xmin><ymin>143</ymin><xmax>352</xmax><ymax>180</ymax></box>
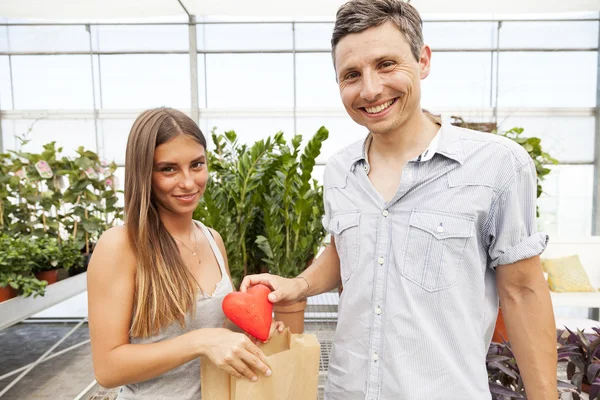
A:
<box><xmin>222</xmin><ymin>284</ymin><xmax>273</xmax><ymax>342</ymax></box>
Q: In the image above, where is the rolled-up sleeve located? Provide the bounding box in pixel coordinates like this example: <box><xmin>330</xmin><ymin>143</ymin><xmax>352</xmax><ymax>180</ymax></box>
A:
<box><xmin>486</xmin><ymin>158</ymin><xmax>549</xmax><ymax>269</ymax></box>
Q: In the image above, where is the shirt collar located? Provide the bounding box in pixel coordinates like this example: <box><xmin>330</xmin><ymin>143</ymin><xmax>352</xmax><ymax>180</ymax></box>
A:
<box><xmin>352</xmin><ymin>111</ymin><xmax>464</xmax><ymax>174</ymax></box>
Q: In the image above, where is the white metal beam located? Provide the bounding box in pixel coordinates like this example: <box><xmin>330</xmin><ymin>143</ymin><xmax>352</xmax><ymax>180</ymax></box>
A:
<box><xmin>1</xmin><ymin>107</ymin><xmax>595</xmax><ymax>120</ymax></box>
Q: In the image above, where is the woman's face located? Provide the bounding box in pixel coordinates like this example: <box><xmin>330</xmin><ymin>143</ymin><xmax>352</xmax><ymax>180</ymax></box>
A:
<box><xmin>151</xmin><ymin>134</ymin><xmax>208</xmax><ymax>217</ymax></box>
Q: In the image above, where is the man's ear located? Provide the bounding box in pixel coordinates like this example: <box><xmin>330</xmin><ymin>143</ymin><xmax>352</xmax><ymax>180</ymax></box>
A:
<box><xmin>419</xmin><ymin>45</ymin><xmax>432</xmax><ymax>80</ymax></box>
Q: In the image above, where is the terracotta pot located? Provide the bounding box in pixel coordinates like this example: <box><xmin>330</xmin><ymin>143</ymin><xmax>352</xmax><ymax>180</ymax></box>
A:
<box><xmin>35</xmin><ymin>269</ymin><xmax>59</xmax><ymax>285</ymax></box>
<box><xmin>0</xmin><ymin>286</ymin><xmax>17</xmax><ymax>302</ymax></box>
<box><xmin>492</xmin><ymin>307</ymin><xmax>509</xmax><ymax>343</ymax></box>
<box><xmin>582</xmin><ymin>382</ymin><xmax>591</xmax><ymax>394</ymax></box>
<box><xmin>274</xmin><ymin>299</ymin><xmax>307</xmax><ymax>334</ymax></box>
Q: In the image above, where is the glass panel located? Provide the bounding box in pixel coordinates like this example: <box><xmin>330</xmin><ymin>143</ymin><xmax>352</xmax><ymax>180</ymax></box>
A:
<box><xmin>497</xmin><ymin>116</ymin><xmax>595</xmax><ymax>163</ymax></box>
<box><xmin>100</xmin><ymin>119</ymin><xmax>135</xmax><ymax>165</ymax></box>
<box><xmin>0</xmin><ymin>25</ymin><xmax>8</xmax><ymax>52</ymax></box>
<box><xmin>497</xmin><ymin>52</ymin><xmax>597</xmax><ymax>107</ymax></box>
<box><xmin>422</xmin><ymin>52</ymin><xmax>492</xmax><ymax>108</ymax></box>
<box><xmin>296</xmin><ymin>116</ymin><xmax>368</xmax><ymax>162</ymax></box>
<box><xmin>537</xmin><ymin>165</ymin><xmax>593</xmax><ymax>238</ymax></box>
<box><xmin>500</xmin><ymin>21</ymin><xmax>598</xmax><ymax>49</ymax></box>
<box><xmin>206</xmin><ymin>117</ymin><xmax>295</xmax><ymax>147</ymax></box>
<box><xmin>11</xmin><ymin>55</ymin><xmax>93</xmax><ymax>109</ymax></box>
<box><xmin>295</xmin><ymin>23</ymin><xmax>334</xmax><ymax>51</ymax></box>
<box><xmin>205</xmin><ymin>54</ymin><xmax>294</xmax><ymax>108</ymax></box>
<box><xmin>0</xmin><ymin>56</ymin><xmax>13</xmax><ymax>109</ymax></box>
<box><xmin>92</xmin><ymin>25</ymin><xmax>189</xmax><ymax>52</ymax></box>
<box><xmin>2</xmin><ymin>120</ymin><xmax>16</xmax><ymax>150</ymax></box>
<box><xmin>296</xmin><ymin>53</ymin><xmax>340</xmax><ymax>109</ymax></box>
<box><xmin>312</xmin><ymin>164</ymin><xmax>325</xmax><ymax>186</ymax></box>
<box><xmin>424</xmin><ymin>22</ymin><xmax>496</xmax><ymax>50</ymax></box>
<box><xmin>200</xmin><ymin>23</ymin><xmax>292</xmax><ymax>51</ymax></box>
<box><xmin>99</xmin><ymin>55</ymin><xmax>191</xmax><ymax>109</ymax></box>
<box><xmin>8</xmin><ymin>25</ymin><xmax>89</xmax><ymax>52</ymax></box>
<box><xmin>2</xmin><ymin>119</ymin><xmax>97</xmax><ymax>157</ymax></box>
<box><xmin>114</xmin><ymin>167</ymin><xmax>125</xmax><ymax>194</ymax></box>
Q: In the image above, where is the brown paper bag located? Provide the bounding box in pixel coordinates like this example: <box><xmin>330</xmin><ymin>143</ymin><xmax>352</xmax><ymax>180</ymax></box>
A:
<box><xmin>201</xmin><ymin>328</ymin><xmax>321</xmax><ymax>400</ymax></box>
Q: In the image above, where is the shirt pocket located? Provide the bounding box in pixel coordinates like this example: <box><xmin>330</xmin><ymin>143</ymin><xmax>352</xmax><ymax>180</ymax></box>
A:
<box><xmin>401</xmin><ymin>209</ymin><xmax>475</xmax><ymax>292</ymax></box>
<box><xmin>330</xmin><ymin>210</ymin><xmax>361</xmax><ymax>284</ymax></box>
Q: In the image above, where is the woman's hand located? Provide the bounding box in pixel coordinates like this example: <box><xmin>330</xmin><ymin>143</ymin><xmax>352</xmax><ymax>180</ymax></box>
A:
<box><xmin>200</xmin><ymin>328</ymin><xmax>272</xmax><ymax>382</ymax></box>
<box><xmin>268</xmin><ymin>320</ymin><xmax>285</xmax><ymax>341</ymax></box>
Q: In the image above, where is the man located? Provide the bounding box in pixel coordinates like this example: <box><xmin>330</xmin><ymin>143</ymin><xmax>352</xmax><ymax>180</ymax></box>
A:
<box><xmin>241</xmin><ymin>1</ymin><xmax>557</xmax><ymax>398</ymax></box>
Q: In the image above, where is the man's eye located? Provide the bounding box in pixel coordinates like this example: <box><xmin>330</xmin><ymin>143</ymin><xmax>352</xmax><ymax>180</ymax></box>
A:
<box><xmin>345</xmin><ymin>72</ymin><xmax>359</xmax><ymax>80</ymax></box>
<box><xmin>381</xmin><ymin>61</ymin><xmax>395</xmax><ymax>69</ymax></box>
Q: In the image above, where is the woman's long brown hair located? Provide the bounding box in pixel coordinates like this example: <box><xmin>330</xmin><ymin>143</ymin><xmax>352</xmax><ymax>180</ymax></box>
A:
<box><xmin>124</xmin><ymin>107</ymin><xmax>207</xmax><ymax>338</ymax></box>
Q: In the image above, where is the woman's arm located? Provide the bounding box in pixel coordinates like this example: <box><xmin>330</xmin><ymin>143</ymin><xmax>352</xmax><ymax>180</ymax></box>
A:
<box><xmin>87</xmin><ymin>227</ymin><xmax>271</xmax><ymax>388</ymax></box>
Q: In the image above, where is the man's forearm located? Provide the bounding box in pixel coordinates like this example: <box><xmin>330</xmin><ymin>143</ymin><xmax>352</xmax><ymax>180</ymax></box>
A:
<box><xmin>500</xmin><ymin>281</ymin><xmax>557</xmax><ymax>399</ymax></box>
<box><xmin>298</xmin><ymin>241</ymin><xmax>341</xmax><ymax>298</ymax></box>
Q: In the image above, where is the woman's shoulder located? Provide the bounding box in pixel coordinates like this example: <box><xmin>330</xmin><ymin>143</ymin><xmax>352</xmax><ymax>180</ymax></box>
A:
<box><xmin>88</xmin><ymin>225</ymin><xmax>136</xmax><ymax>275</ymax></box>
<box><xmin>194</xmin><ymin>220</ymin><xmax>222</xmax><ymax>241</ymax></box>
<box><xmin>97</xmin><ymin>225</ymin><xmax>131</xmax><ymax>249</ymax></box>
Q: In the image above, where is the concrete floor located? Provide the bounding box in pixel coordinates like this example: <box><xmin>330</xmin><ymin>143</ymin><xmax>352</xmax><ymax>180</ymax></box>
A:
<box><xmin>0</xmin><ymin>320</ymin><xmax>583</xmax><ymax>400</ymax></box>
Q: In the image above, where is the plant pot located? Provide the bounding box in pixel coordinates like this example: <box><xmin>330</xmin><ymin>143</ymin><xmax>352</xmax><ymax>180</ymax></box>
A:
<box><xmin>274</xmin><ymin>299</ymin><xmax>307</xmax><ymax>334</ymax></box>
<box><xmin>35</xmin><ymin>269</ymin><xmax>59</xmax><ymax>285</ymax></box>
<box><xmin>56</xmin><ymin>268</ymin><xmax>69</xmax><ymax>281</ymax></box>
<box><xmin>582</xmin><ymin>381</ymin><xmax>591</xmax><ymax>394</ymax></box>
<box><xmin>492</xmin><ymin>307</ymin><xmax>509</xmax><ymax>343</ymax></box>
<box><xmin>0</xmin><ymin>286</ymin><xmax>17</xmax><ymax>302</ymax></box>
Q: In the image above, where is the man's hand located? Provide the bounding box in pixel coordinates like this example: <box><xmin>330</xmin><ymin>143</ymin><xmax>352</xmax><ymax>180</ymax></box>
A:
<box><xmin>240</xmin><ymin>274</ymin><xmax>308</xmax><ymax>305</ymax></box>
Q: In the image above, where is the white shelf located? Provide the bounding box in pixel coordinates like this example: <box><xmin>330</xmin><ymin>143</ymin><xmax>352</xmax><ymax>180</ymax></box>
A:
<box><xmin>0</xmin><ymin>272</ymin><xmax>87</xmax><ymax>331</ymax></box>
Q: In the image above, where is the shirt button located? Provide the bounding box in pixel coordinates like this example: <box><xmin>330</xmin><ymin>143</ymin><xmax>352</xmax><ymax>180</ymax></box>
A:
<box><xmin>364</xmin><ymin>165</ymin><xmax>368</xmax><ymax>171</ymax></box>
<box><xmin>382</xmin><ymin>209</ymin><xmax>389</xmax><ymax>217</ymax></box>
<box><xmin>372</xmin><ymin>353</ymin><xmax>379</xmax><ymax>361</ymax></box>
<box><xmin>377</xmin><ymin>257</ymin><xmax>384</xmax><ymax>265</ymax></box>
<box><xmin>437</xmin><ymin>225</ymin><xmax>444</xmax><ymax>233</ymax></box>
<box><xmin>375</xmin><ymin>307</ymin><xmax>382</xmax><ymax>315</ymax></box>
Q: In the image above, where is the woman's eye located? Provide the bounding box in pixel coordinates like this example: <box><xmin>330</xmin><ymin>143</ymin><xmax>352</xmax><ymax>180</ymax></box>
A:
<box><xmin>192</xmin><ymin>161</ymin><xmax>205</xmax><ymax>169</ymax></box>
<box><xmin>161</xmin><ymin>167</ymin><xmax>176</xmax><ymax>173</ymax></box>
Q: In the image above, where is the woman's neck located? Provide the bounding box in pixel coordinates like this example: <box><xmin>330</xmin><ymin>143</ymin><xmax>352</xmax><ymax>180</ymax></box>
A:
<box><xmin>158</xmin><ymin>208</ymin><xmax>195</xmax><ymax>239</ymax></box>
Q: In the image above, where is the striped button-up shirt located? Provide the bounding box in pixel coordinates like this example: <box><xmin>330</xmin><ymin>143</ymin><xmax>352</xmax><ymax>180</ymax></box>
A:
<box><xmin>322</xmin><ymin>115</ymin><xmax>548</xmax><ymax>400</ymax></box>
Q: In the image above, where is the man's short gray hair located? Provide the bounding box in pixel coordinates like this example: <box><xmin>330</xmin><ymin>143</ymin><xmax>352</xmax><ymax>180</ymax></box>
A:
<box><xmin>331</xmin><ymin>0</ymin><xmax>424</xmax><ymax>67</ymax></box>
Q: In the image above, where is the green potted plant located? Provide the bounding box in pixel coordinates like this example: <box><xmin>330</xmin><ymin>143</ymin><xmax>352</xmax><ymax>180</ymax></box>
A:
<box><xmin>194</xmin><ymin>130</ymin><xmax>285</xmax><ymax>286</ymax></box>
<box><xmin>0</xmin><ymin>235</ymin><xmax>27</xmax><ymax>301</ymax></box>
<box><xmin>255</xmin><ymin>128</ymin><xmax>329</xmax><ymax>333</ymax></box>
<box><xmin>1</xmin><ymin>138</ymin><xmax>122</xmax><ymax>272</ymax></box>
<box><xmin>0</xmin><ymin>272</ymin><xmax>18</xmax><ymax>302</ymax></box>
<box><xmin>194</xmin><ymin>127</ymin><xmax>329</xmax><ymax>332</ymax></box>
<box><xmin>30</xmin><ymin>236</ymin><xmax>84</xmax><ymax>284</ymax></box>
<box><xmin>0</xmin><ymin>235</ymin><xmax>47</xmax><ymax>301</ymax></box>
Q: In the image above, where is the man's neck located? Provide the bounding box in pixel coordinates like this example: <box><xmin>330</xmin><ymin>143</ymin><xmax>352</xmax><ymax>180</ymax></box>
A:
<box><xmin>369</xmin><ymin>111</ymin><xmax>440</xmax><ymax>164</ymax></box>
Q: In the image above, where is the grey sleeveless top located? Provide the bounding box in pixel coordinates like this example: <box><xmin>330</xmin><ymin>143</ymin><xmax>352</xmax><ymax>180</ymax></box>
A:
<box><xmin>117</xmin><ymin>221</ymin><xmax>233</xmax><ymax>400</ymax></box>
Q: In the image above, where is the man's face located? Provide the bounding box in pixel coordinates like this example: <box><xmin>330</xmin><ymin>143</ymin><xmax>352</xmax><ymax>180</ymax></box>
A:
<box><xmin>334</xmin><ymin>21</ymin><xmax>431</xmax><ymax>136</ymax></box>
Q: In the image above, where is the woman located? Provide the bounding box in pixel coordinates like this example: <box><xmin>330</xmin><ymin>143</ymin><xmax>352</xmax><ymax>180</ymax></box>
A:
<box><xmin>87</xmin><ymin>107</ymin><xmax>281</xmax><ymax>399</ymax></box>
